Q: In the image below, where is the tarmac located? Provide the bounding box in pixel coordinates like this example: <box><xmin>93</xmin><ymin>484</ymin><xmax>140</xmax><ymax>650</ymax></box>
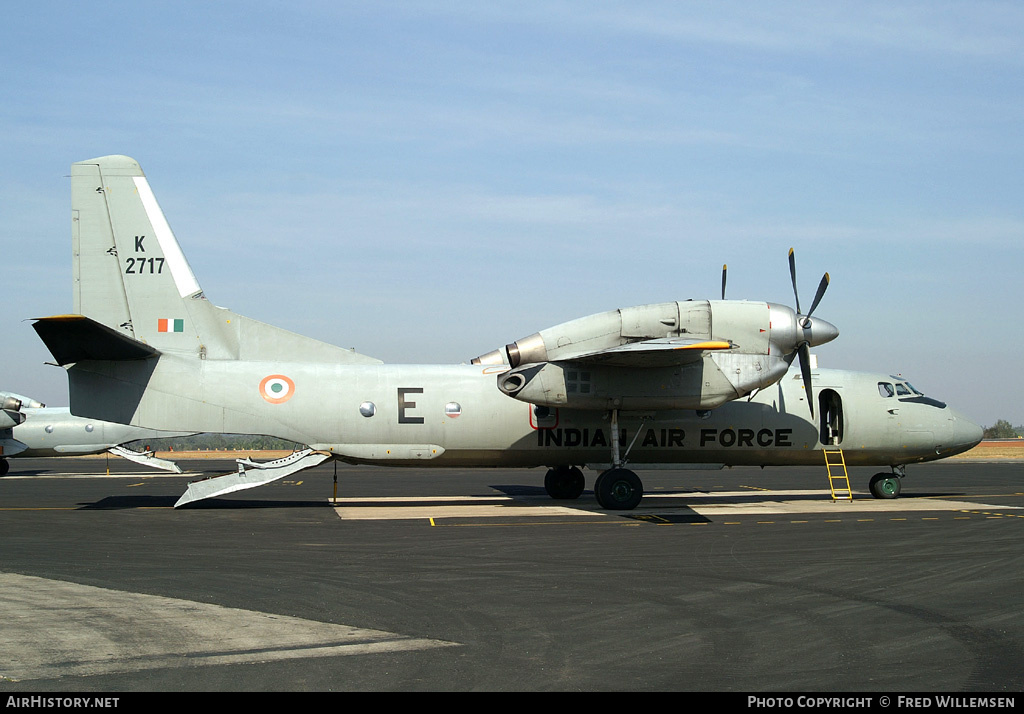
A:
<box><xmin>0</xmin><ymin>454</ymin><xmax>1022</xmax><ymax>692</ymax></box>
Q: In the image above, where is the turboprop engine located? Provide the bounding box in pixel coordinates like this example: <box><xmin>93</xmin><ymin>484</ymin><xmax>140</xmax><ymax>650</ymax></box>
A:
<box><xmin>473</xmin><ymin>250</ymin><xmax>838</xmax><ymax>413</ymax></box>
<box><xmin>0</xmin><ymin>396</ymin><xmax>27</xmax><ymax>429</ymax></box>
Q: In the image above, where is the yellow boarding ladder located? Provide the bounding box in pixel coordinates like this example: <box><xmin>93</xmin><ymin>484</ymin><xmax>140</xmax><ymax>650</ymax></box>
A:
<box><xmin>823</xmin><ymin>448</ymin><xmax>853</xmax><ymax>501</ymax></box>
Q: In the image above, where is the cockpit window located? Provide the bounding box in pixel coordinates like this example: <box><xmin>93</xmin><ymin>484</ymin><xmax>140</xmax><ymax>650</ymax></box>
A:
<box><xmin>906</xmin><ymin>382</ymin><xmax>923</xmax><ymax>396</ymax></box>
<box><xmin>878</xmin><ymin>382</ymin><xmax>894</xmax><ymax>398</ymax></box>
<box><xmin>895</xmin><ymin>383</ymin><xmax>911</xmax><ymax>396</ymax></box>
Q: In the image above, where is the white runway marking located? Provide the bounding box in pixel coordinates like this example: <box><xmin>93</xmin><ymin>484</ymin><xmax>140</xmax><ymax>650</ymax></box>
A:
<box><xmin>0</xmin><ymin>573</ymin><xmax>457</xmax><ymax>681</ymax></box>
<box><xmin>330</xmin><ymin>491</ymin><xmax>1022</xmax><ymax>521</ymax></box>
<box><xmin>331</xmin><ymin>495</ymin><xmax>606</xmax><ymax>520</ymax></box>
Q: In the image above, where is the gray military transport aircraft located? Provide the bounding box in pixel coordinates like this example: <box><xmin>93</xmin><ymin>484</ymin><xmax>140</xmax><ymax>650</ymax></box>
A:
<box><xmin>0</xmin><ymin>390</ymin><xmax>190</xmax><ymax>474</ymax></box>
<box><xmin>31</xmin><ymin>155</ymin><xmax>983</xmax><ymax>509</ymax></box>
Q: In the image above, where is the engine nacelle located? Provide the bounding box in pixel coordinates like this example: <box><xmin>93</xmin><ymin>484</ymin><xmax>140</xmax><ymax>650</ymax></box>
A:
<box><xmin>472</xmin><ymin>298</ymin><xmax>838</xmax><ymax>411</ymax></box>
<box><xmin>0</xmin><ymin>392</ymin><xmax>45</xmax><ymax>410</ymax></box>
<box><xmin>497</xmin><ymin>352</ymin><xmax>790</xmax><ymax>410</ymax></box>
<box><xmin>474</xmin><ymin>300</ymin><xmax>730</xmax><ymax>367</ymax></box>
<box><xmin>473</xmin><ymin>300</ymin><xmax>784</xmax><ymax>366</ymax></box>
<box><xmin>0</xmin><ymin>409</ymin><xmax>27</xmax><ymax>429</ymax></box>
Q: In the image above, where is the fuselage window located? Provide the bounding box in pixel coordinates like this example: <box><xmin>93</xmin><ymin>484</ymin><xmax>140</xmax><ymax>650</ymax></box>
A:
<box><xmin>878</xmin><ymin>382</ymin><xmax>894</xmax><ymax>398</ymax></box>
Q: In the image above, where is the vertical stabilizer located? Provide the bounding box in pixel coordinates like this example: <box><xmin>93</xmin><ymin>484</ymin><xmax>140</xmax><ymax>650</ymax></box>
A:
<box><xmin>70</xmin><ymin>155</ymin><xmax>380</xmax><ymax>364</ymax></box>
<box><xmin>73</xmin><ymin>155</ymin><xmax>206</xmax><ymax>355</ymax></box>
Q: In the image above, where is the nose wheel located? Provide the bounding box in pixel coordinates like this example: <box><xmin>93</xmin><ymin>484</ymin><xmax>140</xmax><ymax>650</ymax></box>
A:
<box><xmin>869</xmin><ymin>471</ymin><xmax>903</xmax><ymax>499</ymax></box>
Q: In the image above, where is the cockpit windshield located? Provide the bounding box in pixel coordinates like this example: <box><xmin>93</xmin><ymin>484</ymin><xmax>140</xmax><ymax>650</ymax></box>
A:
<box><xmin>888</xmin><ymin>376</ymin><xmax>925</xmax><ymax>397</ymax></box>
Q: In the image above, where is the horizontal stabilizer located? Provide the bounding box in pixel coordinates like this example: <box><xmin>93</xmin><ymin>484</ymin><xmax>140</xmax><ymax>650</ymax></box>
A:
<box><xmin>33</xmin><ymin>315</ymin><xmax>158</xmax><ymax>365</ymax></box>
<box><xmin>175</xmin><ymin>448</ymin><xmax>331</xmax><ymax>507</ymax></box>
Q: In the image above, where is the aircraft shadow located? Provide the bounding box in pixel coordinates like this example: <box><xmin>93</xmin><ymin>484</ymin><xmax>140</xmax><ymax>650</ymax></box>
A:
<box><xmin>490</xmin><ymin>484</ymin><xmax>712</xmax><ymax>523</ymax></box>
<box><xmin>488</xmin><ymin>484</ymin><xmax>970</xmax><ymax>503</ymax></box>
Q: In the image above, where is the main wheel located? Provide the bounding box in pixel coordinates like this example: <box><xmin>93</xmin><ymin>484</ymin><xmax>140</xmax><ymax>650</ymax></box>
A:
<box><xmin>594</xmin><ymin>468</ymin><xmax>643</xmax><ymax>510</ymax></box>
<box><xmin>869</xmin><ymin>473</ymin><xmax>902</xmax><ymax>499</ymax></box>
<box><xmin>544</xmin><ymin>466</ymin><xmax>585</xmax><ymax>500</ymax></box>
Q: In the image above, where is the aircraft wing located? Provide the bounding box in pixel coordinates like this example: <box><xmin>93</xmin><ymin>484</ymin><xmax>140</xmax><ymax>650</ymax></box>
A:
<box><xmin>567</xmin><ymin>337</ymin><xmax>734</xmax><ymax>368</ymax></box>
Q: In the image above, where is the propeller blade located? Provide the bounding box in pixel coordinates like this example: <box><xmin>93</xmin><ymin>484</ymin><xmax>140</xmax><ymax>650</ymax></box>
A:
<box><xmin>721</xmin><ymin>264</ymin><xmax>727</xmax><ymax>300</ymax></box>
<box><xmin>798</xmin><ymin>342</ymin><xmax>814</xmax><ymax>417</ymax></box>
<box><xmin>806</xmin><ymin>272</ymin><xmax>830</xmax><ymax>318</ymax></box>
<box><xmin>788</xmin><ymin>247</ymin><xmax>801</xmax><ymax>314</ymax></box>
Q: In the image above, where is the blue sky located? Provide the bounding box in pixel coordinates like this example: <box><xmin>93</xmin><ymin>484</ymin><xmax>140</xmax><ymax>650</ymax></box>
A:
<box><xmin>2</xmin><ymin>1</ymin><xmax>1021</xmax><ymax>425</ymax></box>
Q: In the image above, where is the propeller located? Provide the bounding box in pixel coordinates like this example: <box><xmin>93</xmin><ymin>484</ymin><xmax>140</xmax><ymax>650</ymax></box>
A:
<box><xmin>786</xmin><ymin>247</ymin><xmax>833</xmax><ymax>417</ymax></box>
<box><xmin>721</xmin><ymin>264</ymin><xmax>727</xmax><ymax>300</ymax></box>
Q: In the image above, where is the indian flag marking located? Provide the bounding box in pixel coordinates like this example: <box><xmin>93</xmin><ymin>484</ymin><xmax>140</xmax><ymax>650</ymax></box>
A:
<box><xmin>158</xmin><ymin>318</ymin><xmax>184</xmax><ymax>333</ymax></box>
<box><xmin>259</xmin><ymin>375</ymin><xmax>295</xmax><ymax>404</ymax></box>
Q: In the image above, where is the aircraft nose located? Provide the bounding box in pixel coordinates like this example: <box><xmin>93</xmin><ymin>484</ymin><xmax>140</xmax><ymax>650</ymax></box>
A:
<box><xmin>804</xmin><ymin>317</ymin><xmax>839</xmax><ymax>348</ymax></box>
<box><xmin>949</xmin><ymin>409</ymin><xmax>984</xmax><ymax>454</ymax></box>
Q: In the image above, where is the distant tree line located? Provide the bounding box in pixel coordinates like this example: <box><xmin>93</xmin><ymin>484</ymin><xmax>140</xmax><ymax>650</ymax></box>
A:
<box><xmin>124</xmin><ymin>433</ymin><xmax>304</xmax><ymax>452</ymax></box>
<box><xmin>983</xmin><ymin>420</ymin><xmax>1023</xmax><ymax>439</ymax></box>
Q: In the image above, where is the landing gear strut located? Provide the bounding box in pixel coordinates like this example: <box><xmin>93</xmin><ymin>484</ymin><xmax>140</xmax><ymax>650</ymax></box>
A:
<box><xmin>869</xmin><ymin>465</ymin><xmax>904</xmax><ymax>499</ymax></box>
<box><xmin>593</xmin><ymin>409</ymin><xmax>645</xmax><ymax>510</ymax></box>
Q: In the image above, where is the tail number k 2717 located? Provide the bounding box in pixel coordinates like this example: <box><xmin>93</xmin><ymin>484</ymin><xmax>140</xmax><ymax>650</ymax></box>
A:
<box><xmin>125</xmin><ymin>257</ymin><xmax>165</xmax><ymax>274</ymax></box>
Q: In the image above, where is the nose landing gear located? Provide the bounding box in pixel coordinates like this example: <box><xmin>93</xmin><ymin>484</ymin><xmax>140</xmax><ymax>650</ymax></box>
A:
<box><xmin>869</xmin><ymin>465</ymin><xmax>904</xmax><ymax>499</ymax></box>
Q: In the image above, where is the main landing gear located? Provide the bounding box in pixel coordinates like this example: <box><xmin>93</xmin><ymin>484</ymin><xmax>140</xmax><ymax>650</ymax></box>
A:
<box><xmin>543</xmin><ymin>465</ymin><xmax>585</xmax><ymax>500</ymax></box>
<box><xmin>869</xmin><ymin>465</ymin><xmax>904</xmax><ymax>499</ymax></box>
<box><xmin>542</xmin><ymin>409</ymin><xmax>646</xmax><ymax>511</ymax></box>
<box><xmin>593</xmin><ymin>468</ymin><xmax>643</xmax><ymax>510</ymax></box>
<box><xmin>543</xmin><ymin>464</ymin><xmax>644</xmax><ymax>510</ymax></box>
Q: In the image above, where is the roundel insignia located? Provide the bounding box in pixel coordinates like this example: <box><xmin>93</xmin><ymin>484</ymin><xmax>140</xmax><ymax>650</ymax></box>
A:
<box><xmin>259</xmin><ymin>374</ymin><xmax>295</xmax><ymax>404</ymax></box>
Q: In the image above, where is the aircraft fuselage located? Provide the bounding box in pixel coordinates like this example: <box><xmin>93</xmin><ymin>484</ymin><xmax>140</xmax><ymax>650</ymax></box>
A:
<box><xmin>72</xmin><ymin>356</ymin><xmax>981</xmax><ymax>470</ymax></box>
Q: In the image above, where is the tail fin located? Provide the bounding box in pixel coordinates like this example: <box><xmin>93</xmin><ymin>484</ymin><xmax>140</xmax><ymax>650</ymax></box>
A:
<box><xmin>70</xmin><ymin>155</ymin><xmax>379</xmax><ymax>364</ymax></box>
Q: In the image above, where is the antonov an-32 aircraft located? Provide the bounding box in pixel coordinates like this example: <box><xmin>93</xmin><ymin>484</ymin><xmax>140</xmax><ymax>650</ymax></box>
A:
<box><xmin>32</xmin><ymin>156</ymin><xmax>983</xmax><ymax>509</ymax></box>
<box><xmin>0</xmin><ymin>391</ymin><xmax>191</xmax><ymax>474</ymax></box>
